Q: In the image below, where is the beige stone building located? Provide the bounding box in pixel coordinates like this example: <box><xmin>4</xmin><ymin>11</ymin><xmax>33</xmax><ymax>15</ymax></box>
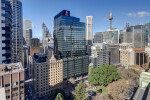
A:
<box><xmin>0</xmin><ymin>62</ymin><xmax>25</xmax><ymax>100</ymax></box>
<box><xmin>49</xmin><ymin>53</ymin><xmax>63</xmax><ymax>91</ymax></box>
<box><xmin>33</xmin><ymin>53</ymin><xmax>63</xmax><ymax>98</ymax></box>
<box><xmin>119</xmin><ymin>43</ymin><xmax>148</xmax><ymax>68</ymax></box>
<box><xmin>119</xmin><ymin>43</ymin><xmax>134</xmax><ymax>67</ymax></box>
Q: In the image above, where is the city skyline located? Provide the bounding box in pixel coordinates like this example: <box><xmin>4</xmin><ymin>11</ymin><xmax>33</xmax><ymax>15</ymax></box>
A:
<box><xmin>22</xmin><ymin>0</ymin><xmax>150</xmax><ymax>39</ymax></box>
<box><xmin>1</xmin><ymin>0</ymin><xmax>150</xmax><ymax>99</ymax></box>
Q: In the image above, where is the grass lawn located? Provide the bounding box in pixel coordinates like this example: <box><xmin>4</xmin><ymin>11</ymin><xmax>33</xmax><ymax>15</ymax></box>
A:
<box><xmin>96</xmin><ymin>86</ymin><xmax>108</xmax><ymax>94</ymax></box>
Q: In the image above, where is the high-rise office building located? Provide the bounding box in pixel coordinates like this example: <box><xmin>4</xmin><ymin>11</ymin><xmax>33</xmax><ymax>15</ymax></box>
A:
<box><xmin>86</xmin><ymin>16</ymin><xmax>93</xmax><ymax>45</ymax></box>
<box><xmin>89</xmin><ymin>43</ymin><xmax>109</xmax><ymax>67</ymax></box>
<box><xmin>120</xmin><ymin>25</ymin><xmax>146</xmax><ymax>48</ymax></box>
<box><xmin>0</xmin><ymin>62</ymin><xmax>25</xmax><ymax>100</ymax></box>
<box><xmin>42</xmin><ymin>22</ymin><xmax>49</xmax><ymax>46</ymax></box>
<box><xmin>94</xmin><ymin>32</ymin><xmax>103</xmax><ymax>43</ymax></box>
<box><xmin>145</xmin><ymin>23</ymin><xmax>150</xmax><ymax>45</ymax></box>
<box><xmin>54</xmin><ymin>10</ymin><xmax>88</xmax><ymax>79</ymax></box>
<box><xmin>23</xmin><ymin>17</ymin><xmax>32</xmax><ymax>46</ymax></box>
<box><xmin>103</xmin><ymin>29</ymin><xmax>119</xmax><ymax>44</ymax></box>
<box><xmin>28</xmin><ymin>38</ymin><xmax>41</xmax><ymax>78</ymax></box>
<box><xmin>8</xmin><ymin>0</ymin><xmax>23</xmax><ymax>63</ymax></box>
<box><xmin>0</xmin><ymin>0</ymin><xmax>12</xmax><ymax>64</ymax></box>
<box><xmin>23</xmin><ymin>46</ymin><xmax>29</xmax><ymax>71</ymax></box>
<box><xmin>93</xmin><ymin>29</ymin><xmax>119</xmax><ymax>44</ymax></box>
<box><xmin>42</xmin><ymin>22</ymin><xmax>53</xmax><ymax>53</ymax></box>
<box><xmin>106</xmin><ymin>44</ymin><xmax>120</xmax><ymax>65</ymax></box>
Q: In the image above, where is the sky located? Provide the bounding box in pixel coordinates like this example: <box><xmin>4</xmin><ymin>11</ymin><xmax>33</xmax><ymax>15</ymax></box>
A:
<box><xmin>22</xmin><ymin>0</ymin><xmax>150</xmax><ymax>39</ymax></box>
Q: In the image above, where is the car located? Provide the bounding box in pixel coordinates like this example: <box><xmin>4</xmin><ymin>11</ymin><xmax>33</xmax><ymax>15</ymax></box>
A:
<box><xmin>88</xmin><ymin>90</ymin><xmax>96</xmax><ymax>96</ymax></box>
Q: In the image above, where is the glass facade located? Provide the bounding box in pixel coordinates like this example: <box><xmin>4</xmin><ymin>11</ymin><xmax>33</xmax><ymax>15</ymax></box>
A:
<box><xmin>9</xmin><ymin>0</ymin><xmax>23</xmax><ymax>63</ymax></box>
<box><xmin>23</xmin><ymin>17</ymin><xmax>32</xmax><ymax>46</ymax></box>
<box><xmin>102</xmin><ymin>29</ymin><xmax>119</xmax><ymax>44</ymax></box>
<box><xmin>42</xmin><ymin>22</ymin><xmax>50</xmax><ymax>47</ymax></box>
<box><xmin>54</xmin><ymin>10</ymin><xmax>88</xmax><ymax>79</ymax></box>
<box><xmin>121</xmin><ymin>25</ymin><xmax>146</xmax><ymax>48</ymax></box>
<box><xmin>145</xmin><ymin>23</ymin><xmax>150</xmax><ymax>45</ymax></box>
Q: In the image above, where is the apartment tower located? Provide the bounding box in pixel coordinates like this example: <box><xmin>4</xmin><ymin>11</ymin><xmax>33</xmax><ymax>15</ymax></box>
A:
<box><xmin>0</xmin><ymin>0</ymin><xmax>12</xmax><ymax>64</ymax></box>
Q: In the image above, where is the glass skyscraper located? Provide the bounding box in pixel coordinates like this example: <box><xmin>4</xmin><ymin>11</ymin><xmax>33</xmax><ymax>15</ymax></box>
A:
<box><xmin>42</xmin><ymin>22</ymin><xmax>50</xmax><ymax>47</ymax></box>
<box><xmin>145</xmin><ymin>23</ymin><xmax>150</xmax><ymax>45</ymax></box>
<box><xmin>54</xmin><ymin>10</ymin><xmax>88</xmax><ymax>79</ymax></box>
<box><xmin>120</xmin><ymin>25</ymin><xmax>146</xmax><ymax>48</ymax></box>
<box><xmin>8</xmin><ymin>0</ymin><xmax>23</xmax><ymax>63</ymax></box>
<box><xmin>23</xmin><ymin>17</ymin><xmax>32</xmax><ymax>46</ymax></box>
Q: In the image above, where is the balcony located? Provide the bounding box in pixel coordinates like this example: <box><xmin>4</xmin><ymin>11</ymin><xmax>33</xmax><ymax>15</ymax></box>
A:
<box><xmin>2</xmin><ymin>27</ymin><xmax>12</xmax><ymax>32</ymax></box>
<box><xmin>2</xmin><ymin>47</ymin><xmax>11</xmax><ymax>50</ymax></box>
<box><xmin>2</xmin><ymin>13</ymin><xmax>11</xmax><ymax>19</ymax></box>
<box><xmin>2</xmin><ymin>0</ymin><xmax>11</xmax><ymax>6</ymax></box>
<box><xmin>2</xmin><ymin>40</ymin><xmax>11</xmax><ymax>44</ymax></box>
<box><xmin>2</xmin><ymin>7</ymin><xmax>11</xmax><ymax>13</ymax></box>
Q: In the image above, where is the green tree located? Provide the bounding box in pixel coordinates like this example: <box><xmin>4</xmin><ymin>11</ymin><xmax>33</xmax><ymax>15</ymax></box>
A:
<box><xmin>73</xmin><ymin>82</ymin><xmax>87</xmax><ymax>100</ymax></box>
<box><xmin>88</xmin><ymin>64</ymin><xmax>120</xmax><ymax>86</ymax></box>
<box><xmin>55</xmin><ymin>93</ymin><xmax>64</xmax><ymax>100</ymax></box>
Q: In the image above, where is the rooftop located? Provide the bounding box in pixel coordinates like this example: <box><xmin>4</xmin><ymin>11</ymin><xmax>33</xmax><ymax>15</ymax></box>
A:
<box><xmin>0</xmin><ymin>62</ymin><xmax>24</xmax><ymax>75</ymax></box>
<box><xmin>133</xmin><ymin>48</ymin><xmax>145</xmax><ymax>51</ymax></box>
<box><xmin>33</xmin><ymin>53</ymin><xmax>47</xmax><ymax>63</ymax></box>
<box><xmin>133</xmin><ymin>87</ymin><xmax>150</xmax><ymax>100</ymax></box>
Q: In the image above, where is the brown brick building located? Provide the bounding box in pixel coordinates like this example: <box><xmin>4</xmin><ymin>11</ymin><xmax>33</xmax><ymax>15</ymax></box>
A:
<box><xmin>0</xmin><ymin>62</ymin><xmax>25</xmax><ymax>100</ymax></box>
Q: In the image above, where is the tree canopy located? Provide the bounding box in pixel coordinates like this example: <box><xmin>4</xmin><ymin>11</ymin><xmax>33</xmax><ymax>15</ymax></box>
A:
<box><xmin>88</xmin><ymin>64</ymin><xmax>120</xmax><ymax>86</ymax></box>
<box><xmin>73</xmin><ymin>82</ymin><xmax>86</xmax><ymax>100</ymax></box>
<box><xmin>55</xmin><ymin>93</ymin><xmax>64</xmax><ymax>100</ymax></box>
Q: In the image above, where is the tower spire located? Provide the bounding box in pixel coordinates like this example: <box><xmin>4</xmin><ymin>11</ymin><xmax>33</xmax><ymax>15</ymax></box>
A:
<box><xmin>109</xmin><ymin>11</ymin><xmax>113</xmax><ymax>30</ymax></box>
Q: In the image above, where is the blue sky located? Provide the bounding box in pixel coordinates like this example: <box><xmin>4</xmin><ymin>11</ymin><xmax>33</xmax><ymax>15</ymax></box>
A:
<box><xmin>22</xmin><ymin>0</ymin><xmax>150</xmax><ymax>39</ymax></box>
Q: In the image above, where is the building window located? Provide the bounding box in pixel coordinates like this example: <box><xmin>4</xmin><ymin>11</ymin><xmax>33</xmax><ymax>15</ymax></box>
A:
<box><xmin>5</xmin><ymin>90</ymin><xmax>10</xmax><ymax>93</ymax></box>
<box><xmin>20</xmin><ymin>91</ymin><xmax>24</xmax><ymax>94</ymax></box>
<box><xmin>12</xmin><ymin>87</ymin><xmax>18</xmax><ymax>91</ymax></box>
<box><xmin>6</xmin><ymin>96</ymin><xmax>10</xmax><ymax>99</ymax></box>
<box><xmin>5</xmin><ymin>84</ymin><xmax>10</xmax><ymax>87</ymax></box>
<box><xmin>20</xmin><ymin>86</ymin><xmax>24</xmax><ymax>89</ymax></box>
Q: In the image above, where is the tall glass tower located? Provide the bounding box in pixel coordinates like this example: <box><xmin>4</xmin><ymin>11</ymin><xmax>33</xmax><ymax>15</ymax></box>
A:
<box><xmin>120</xmin><ymin>25</ymin><xmax>145</xmax><ymax>48</ymax></box>
<box><xmin>54</xmin><ymin>10</ymin><xmax>88</xmax><ymax>79</ymax></box>
<box><xmin>8</xmin><ymin>0</ymin><xmax>23</xmax><ymax>63</ymax></box>
<box><xmin>42</xmin><ymin>22</ymin><xmax>50</xmax><ymax>47</ymax></box>
<box><xmin>145</xmin><ymin>23</ymin><xmax>150</xmax><ymax>45</ymax></box>
<box><xmin>23</xmin><ymin>17</ymin><xmax>32</xmax><ymax>46</ymax></box>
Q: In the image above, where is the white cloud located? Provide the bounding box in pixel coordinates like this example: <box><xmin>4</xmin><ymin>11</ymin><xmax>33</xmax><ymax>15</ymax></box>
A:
<box><xmin>128</xmin><ymin>11</ymin><xmax>150</xmax><ymax>17</ymax></box>
<box><xmin>128</xmin><ymin>13</ymin><xmax>136</xmax><ymax>17</ymax></box>
<box><xmin>137</xmin><ymin>11</ymin><xmax>150</xmax><ymax>17</ymax></box>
